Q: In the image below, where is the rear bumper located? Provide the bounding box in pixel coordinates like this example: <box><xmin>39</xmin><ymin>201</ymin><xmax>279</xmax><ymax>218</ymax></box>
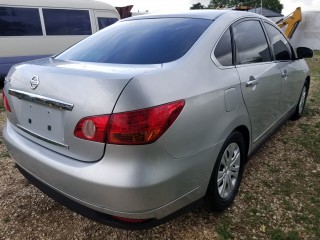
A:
<box><xmin>16</xmin><ymin>164</ymin><xmax>202</xmax><ymax>230</ymax></box>
<box><xmin>3</xmin><ymin>121</ymin><xmax>218</xmax><ymax>226</ymax></box>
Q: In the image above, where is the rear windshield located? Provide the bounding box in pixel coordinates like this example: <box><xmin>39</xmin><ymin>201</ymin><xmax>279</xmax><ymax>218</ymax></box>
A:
<box><xmin>56</xmin><ymin>18</ymin><xmax>212</xmax><ymax>64</ymax></box>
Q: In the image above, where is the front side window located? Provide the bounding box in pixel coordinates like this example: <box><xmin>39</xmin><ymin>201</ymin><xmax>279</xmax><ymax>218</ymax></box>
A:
<box><xmin>43</xmin><ymin>9</ymin><xmax>91</xmax><ymax>35</ymax></box>
<box><xmin>56</xmin><ymin>18</ymin><xmax>213</xmax><ymax>64</ymax></box>
<box><xmin>264</xmin><ymin>22</ymin><xmax>292</xmax><ymax>61</ymax></box>
<box><xmin>0</xmin><ymin>7</ymin><xmax>42</xmax><ymax>36</ymax></box>
<box><xmin>214</xmin><ymin>28</ymin><xmax>233</xmax><ymax>66</ymax></box>
<box><xmin>98</xmin><ymin>17</ymin><xmax>118</xmax><ymax>30</ymax></box>
<box><xmin>233</xmin><ymin>20</ymin><xmax>271</xmax><ymax>64</ymax></box>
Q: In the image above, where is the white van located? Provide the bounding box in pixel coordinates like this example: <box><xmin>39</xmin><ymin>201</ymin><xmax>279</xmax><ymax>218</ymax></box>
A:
<box><xmin>0</xmin><ymin>0</ymin><xmax>120</xmax><ymax>77</ymax></box>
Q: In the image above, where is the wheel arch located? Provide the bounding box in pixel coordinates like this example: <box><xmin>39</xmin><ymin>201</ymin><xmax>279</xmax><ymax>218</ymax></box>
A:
<box><xmin>232</xmin><ymin>125</ymin><xmax>250</xmax><ymax>159</ymax></box>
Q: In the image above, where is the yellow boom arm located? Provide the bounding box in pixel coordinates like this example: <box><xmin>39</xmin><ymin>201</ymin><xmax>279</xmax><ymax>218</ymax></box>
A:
<box><xmin>277</xmin><ymin>7</ymin><xmax>302</xmax><ymax>39</ymax></box>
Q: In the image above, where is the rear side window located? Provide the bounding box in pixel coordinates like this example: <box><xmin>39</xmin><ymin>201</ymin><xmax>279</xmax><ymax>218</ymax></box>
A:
<box><xmin>43</xmin><ymin>9</ymin><xmax>92</xmax><ymax>35</ymax></box>
<box><xmin>233</xmin><ymin>20</ymin><xmax>271</xmax><ymax>64</ymax></box>
<box><xmin>0</xmin><ymin>7</ymin><xmax>42</xmax><ymax>36</ymax></box>
<box><xmin>56</xmin><ymin>18</ymin><xmax>212</xmax><ymax>64</ymax></box>
<box><xmin>98</xmin><ymin>17</ymin><xmax>118</xmax><ymax>30</ymax></box>
<box><xmin>264</xmin><ymin>23</ymin><xmax>292</xmax><ymax>61</ymax></box>
<box><xmin>214</xmin><ymin>28</ymin><xmax>233</xmax><ymax>66</ymax></box>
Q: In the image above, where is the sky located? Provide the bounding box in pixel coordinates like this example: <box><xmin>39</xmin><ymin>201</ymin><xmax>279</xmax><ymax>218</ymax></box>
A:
<box><xmin>104</xmin><ymin>0</ymin><xmax>320</xmax><ymax>15</ymax></box>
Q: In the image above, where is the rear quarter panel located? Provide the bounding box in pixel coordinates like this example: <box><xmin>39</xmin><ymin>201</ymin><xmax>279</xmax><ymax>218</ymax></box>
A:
<box><xmin>113</xmin><ymin>15</ymin><xmax>251</xmax><ymax>160</ymax></box>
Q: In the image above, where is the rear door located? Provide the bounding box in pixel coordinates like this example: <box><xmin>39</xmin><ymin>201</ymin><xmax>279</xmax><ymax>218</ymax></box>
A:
<box><xmin>233</xmin><ymin>19</ymin><xmax>283</xmax><ymax>143</ymax></box>
<box><xmin>93</xmin><ymin>10</ymin><xmax>118</xmax><ymax>32</ymax></box>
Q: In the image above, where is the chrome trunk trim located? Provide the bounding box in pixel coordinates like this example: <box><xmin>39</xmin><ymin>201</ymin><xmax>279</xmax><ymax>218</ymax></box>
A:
<box><xmin>17</xmin><ymin>124</ymin><xmax>69</xmax><ymax>149</ymax></box>
<box><xmin>8</xmin><ymin>89</ymin><xmax>74</xmax><ymax>111</ymax></box>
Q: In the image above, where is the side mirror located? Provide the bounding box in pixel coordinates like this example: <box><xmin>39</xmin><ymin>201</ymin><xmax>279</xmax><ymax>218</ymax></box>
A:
<box><xmin>296</xmin><ymin>47</ymin><xmax>313</xmax><ymax>59</ymax></box>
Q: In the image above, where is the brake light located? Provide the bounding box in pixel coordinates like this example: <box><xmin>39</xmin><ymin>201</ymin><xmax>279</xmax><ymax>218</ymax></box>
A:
<box><xmin>74</xmin><ymin>115</ymin><xmax>110</xmax><ymax>143</ymax></box>
<box><xmin>74</xmin><ymin>100</ymin><xmax>184</xmax><ymax>144</ymax></box>
<box><xmin>112</xmin><ymin>216</ymin><xmax>149</xmax><ymax>223</ymax></box>
<box><xmin>3</xmin><ymin>92</ymin><xmax>11</xmax><ymax>112</ymax></box>
<box><xmin>107</xmin><ymin>100</ymin><xmax>185</xmax><ymax>145</ymax></box>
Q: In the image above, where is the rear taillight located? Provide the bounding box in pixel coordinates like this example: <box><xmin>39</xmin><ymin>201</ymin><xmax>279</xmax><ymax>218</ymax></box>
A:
<box><xmin>3</xmin><ymin>92</ymin><xmax>11</xmax><ymax>112</ymax></box>
<box><xmin>74</xmin><ymin>115</ymin><xmax>110</xmax><ymax>143</ymax></box>
<box><xmin>108</xmin><ymin>100</ymin><xmax>185</xmax><ymax>145</ymax></box>
<box><xmin>74</xmin><ymin>100</ymin><xmax>185</xmax><ymax>145</ymax></box>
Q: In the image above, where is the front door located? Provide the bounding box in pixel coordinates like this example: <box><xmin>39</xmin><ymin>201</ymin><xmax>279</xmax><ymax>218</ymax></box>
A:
<box><xmin>263</xmin><ymin>22</ymin><xmax>305</xmax><ymax>113</ymax></box>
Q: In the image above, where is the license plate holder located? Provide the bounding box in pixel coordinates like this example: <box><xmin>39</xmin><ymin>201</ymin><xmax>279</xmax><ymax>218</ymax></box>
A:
<box><xmin>20</xmin><ymin>101</ymin><xmax>64</xmax><ymax>143</ymax></box>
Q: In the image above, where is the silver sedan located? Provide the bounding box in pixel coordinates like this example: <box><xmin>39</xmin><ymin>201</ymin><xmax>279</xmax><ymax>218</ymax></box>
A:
<box><xmin>3</xmin><ymin>10</ymin><xmax>313</xmax><ymax>229</ymax></box>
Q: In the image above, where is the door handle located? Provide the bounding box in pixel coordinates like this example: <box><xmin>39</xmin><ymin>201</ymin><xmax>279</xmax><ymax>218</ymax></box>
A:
<box><xmin>246</xmin><ymin>77</ymin><xmax>258</xmax><ymax>87</ymax></box>
<box><xmin>281</xmin><ymin>70</ymin><xmax>288</xmax><ymax>78</ymax></box>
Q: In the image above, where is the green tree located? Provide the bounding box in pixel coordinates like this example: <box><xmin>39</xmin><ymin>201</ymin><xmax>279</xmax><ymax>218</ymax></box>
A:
<box><xmin>208</xmin><ymin>0</ymin><xmax>283</xmax><ymax>13</ymax></box>
<box><xmin>261</xmin><ymin>0</ymin><xmax>283</xmax><ymax>13</ymax></box>
<box><xmin>190</xmin><ymin>2</ymin><xmax>206</xmax><ymax>9</ymax></box>
<box><xmin>208</xmin><ymin>0</ymin><xmax>236</xmax><ymax>9</ymax></box>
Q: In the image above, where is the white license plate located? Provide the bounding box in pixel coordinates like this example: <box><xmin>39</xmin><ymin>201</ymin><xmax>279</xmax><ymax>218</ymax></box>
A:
<box><xmin>20</xmin><ymin>101</ymin><xmax>64</xmax><ymax>143</ymax></box>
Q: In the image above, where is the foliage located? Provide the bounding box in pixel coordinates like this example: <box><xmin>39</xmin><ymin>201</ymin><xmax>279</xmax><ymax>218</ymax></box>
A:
<box><xmin>190</xmin><ymin>3</ymin><xmax>206</xmax><ymax>9</ymax></box>
<box><xmin>208</xmin><ymin>0</ymin><xmax>283</xmax><ymax>13</ymax></box>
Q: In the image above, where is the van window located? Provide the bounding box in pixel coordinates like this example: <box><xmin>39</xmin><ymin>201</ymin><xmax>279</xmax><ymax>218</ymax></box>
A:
<box><xmin>43</xmin><ymin>9</ymin><xmax>92</xmax><ymax>35</ymax></box>
<box><xmin>0</xmin><ymin>7</ymin><xmax>42</xmax><ymax>36</ymax></box>
<box><xmin>98</xmin><ymin>17</ymin><xmax>118</xmax><ymax>30</ymax></box>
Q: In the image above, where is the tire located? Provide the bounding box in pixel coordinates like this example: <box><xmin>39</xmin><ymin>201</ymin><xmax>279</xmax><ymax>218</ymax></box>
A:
<box><xmin>292</xmin><ymin>82</ymin><xmax>308</xmax><ymax>120</ymax></box>
<box><xmin>205</xmin><ymin>131</ymin><xmax>246</xmax><ymax>212</ymax></box>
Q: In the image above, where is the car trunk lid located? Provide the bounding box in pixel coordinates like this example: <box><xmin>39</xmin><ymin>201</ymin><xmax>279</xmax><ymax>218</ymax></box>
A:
<box><xmin>5</xmin><ymin>58</ymin><xmax>161</xmax><ymax>162</ymax></box>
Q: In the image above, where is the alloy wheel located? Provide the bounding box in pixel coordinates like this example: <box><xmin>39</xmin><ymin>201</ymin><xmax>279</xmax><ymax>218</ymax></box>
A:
<box><xmin>217</xmin><ymin>143</ymin><xmax>241</xmax><ymax>199</ymax></box>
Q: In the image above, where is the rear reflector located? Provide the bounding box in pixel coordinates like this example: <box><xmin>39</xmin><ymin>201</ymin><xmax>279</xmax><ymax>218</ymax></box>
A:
<box><xmin>3</xmin><ymin>92</ymin><xmax>11</xmax><ymax>112</ymax></box>
<box><xmin>112</xmin><ymin>216</ymin><xmax>149</xmax><ymax>223</ymax></box>
<box><xmin>74</xmin><ymin>100</ymin><xmax>184</xmax><ymax>145</ymax></box>
<box><xmin>74</xmin><ymin>115</ymin><xmax>110</xmax><ymax>143</ymax></box>
<box><xmin>107</xmin><ymin>100</ymin><xmax>185</xmax><ymax>145</ymax></box>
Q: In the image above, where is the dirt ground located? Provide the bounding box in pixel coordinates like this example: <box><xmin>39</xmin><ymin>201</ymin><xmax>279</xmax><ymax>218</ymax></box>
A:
<box><xmin>0</xmin><ymin>55</ymin><xmax>319</xmax><ymax>239</ymax></box>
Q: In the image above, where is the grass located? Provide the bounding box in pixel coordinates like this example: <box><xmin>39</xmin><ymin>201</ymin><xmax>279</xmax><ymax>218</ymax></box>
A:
<box><xmin>293</xmin><ymin>55</ymin><xmax>320</xmax><ymax>162</ymax></box>
<box><xmin>296</xmin><ymin>123</ymin><xmax>320</xmax><ymax>161</ymax></box>
<box><xmin>282</xmin><ymin>199</ymin><xmax>295</xmax><ymax>211</ymax></box>
<box><xmin>0</xmin><ymin>151</ymin><xmax>10</xmax><ymax>158</ymax></box>
<box><xmin>216</xmin><ymin>224</ymin><xmax>233</xmax><ymax>240</ymax></box>
<box><xmin>2</xmin><ymin>216</ymin><xmax>11</xmax><ymax>223</ymax></box>
<box><xmin>269</xmin><ymin>229</ymin><xmax>300</xmax><ymax>240</ymax></box>
<box><xmin>277</xmin><ymin>180</ymin><xmax>296</xmax><ymax>196</ymax></box>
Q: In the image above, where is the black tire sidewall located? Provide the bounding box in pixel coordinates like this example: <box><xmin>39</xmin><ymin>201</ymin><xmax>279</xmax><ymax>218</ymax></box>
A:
<box><xmin>206</xmin><ymin>131</ymin><xmax>246</xmax><ymax>212</ymax></box>
<box><xmin>292</xmin><ymin>83</ymin><xmax>309</xmax><ymax>120</ymax></box>
<box><xmin>298</xmin><ymin>85</ymin><xmax>307</xmax><ymax>117</ymax></box>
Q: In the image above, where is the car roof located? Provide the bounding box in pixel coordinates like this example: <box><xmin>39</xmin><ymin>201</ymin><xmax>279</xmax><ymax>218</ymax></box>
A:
<box><xmin>124</xmin><ymin>10</ymin><xmax>263</xmax><ymax>21</ymax></box>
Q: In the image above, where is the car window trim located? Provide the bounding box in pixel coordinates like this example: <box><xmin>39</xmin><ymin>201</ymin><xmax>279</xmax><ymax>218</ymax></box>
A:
<box><xmin>260</xmin><ymin>20</ymin><xmax>275</xmax><ymax>61</ymax></box>
<box><xmin>263</xmin><ymin>21</ymin><xmax>294</xmax><ymax>62</ymax></box>
<box><xmin>211</xmin><ymin>16</ymin><xmax>258</xmax><ymax>69</ymax></box>
<box><xmin>211</xmin><ymin>16</ymin><xmax>280</xmax><ymax>69</ymax></box>
<box><xmin>211</xmin><ymin>27</ymin><xmax>235</xmax><ymax>69</ymax></box>
<box><xmin>211</xmin><ymin>24</ymin><xmax>235</xmax><ymax>70</ymax></box>
<box><xmin>232</xmin><ymin>18</ymin><xmax>272</xmax><ymax>66</ymax></box>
